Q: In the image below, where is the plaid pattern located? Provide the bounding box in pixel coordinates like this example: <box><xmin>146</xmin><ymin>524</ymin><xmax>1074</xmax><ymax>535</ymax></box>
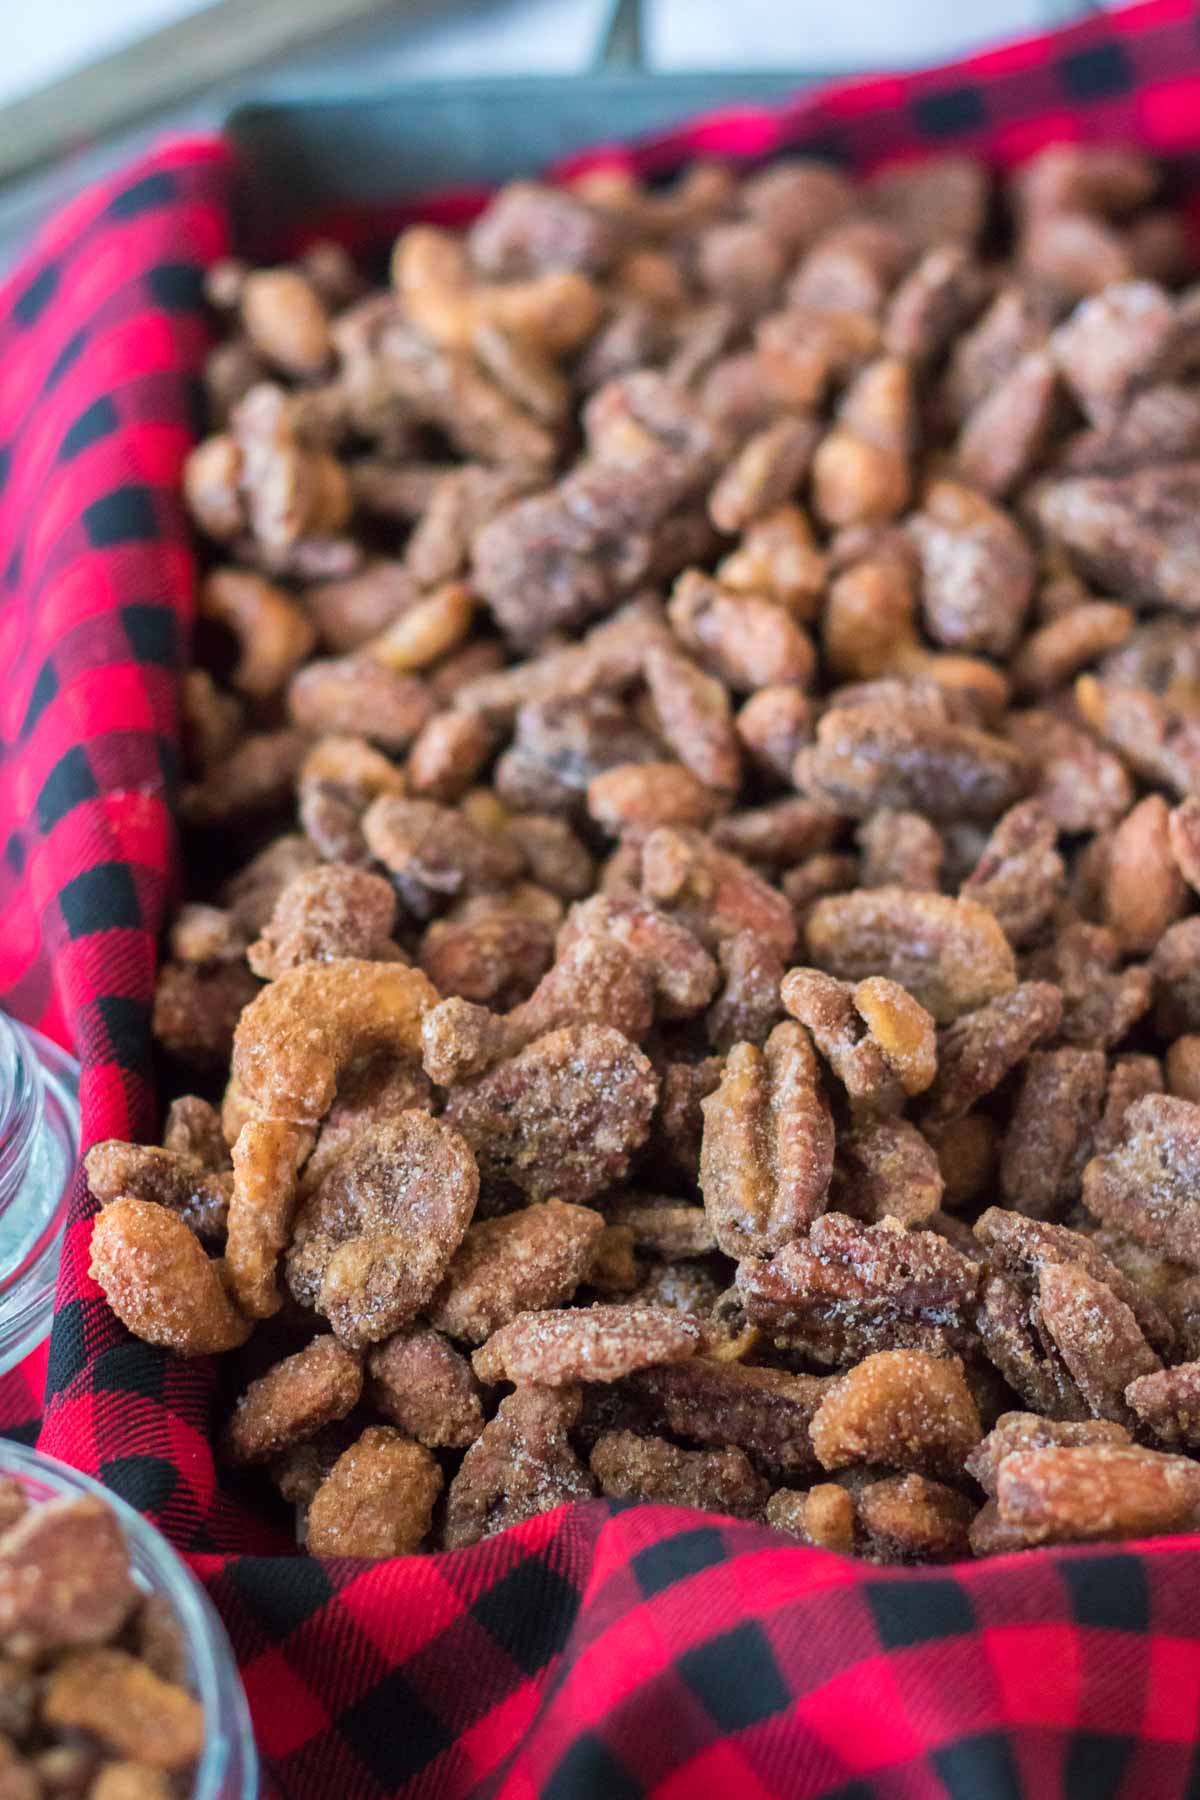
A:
<box><xmin>3</xmin><ymin>4</ymin><xmax>1200</xmax><ymax>1794</ymax></box>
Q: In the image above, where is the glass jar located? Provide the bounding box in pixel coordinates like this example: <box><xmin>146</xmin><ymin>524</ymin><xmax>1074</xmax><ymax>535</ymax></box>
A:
<box><xmin>0</xmin><ymin>1440</ymin><xmax>258</xmax><ymax>1798</ymax></box>
<box><xmin>0</xmin><ymin>1013</ymin><xmax>80</xmax><ymax>1375</ymax></box>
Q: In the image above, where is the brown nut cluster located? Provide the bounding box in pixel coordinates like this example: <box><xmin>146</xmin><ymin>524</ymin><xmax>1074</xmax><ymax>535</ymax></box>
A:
<box><xmin>84</xmin><ymin>142</ymin><xmax>1200</xmax><ymax>1560</ymax></box>
<box><xmin>0</xmin><ymin>1488</ymin><xmax>203</xmax><ymax>1789</ymax></box>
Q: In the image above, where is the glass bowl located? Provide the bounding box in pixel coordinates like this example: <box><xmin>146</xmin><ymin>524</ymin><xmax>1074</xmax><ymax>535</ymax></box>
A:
<box><xmin>0</xmin><ymin>1013</ymin><xmax>80</xmax><ymax>1375</ymax></box>
<box><xmin>0</xmin><ymin>1441</ymin><xmax>258</xmax><ymax>1799</ymax></box>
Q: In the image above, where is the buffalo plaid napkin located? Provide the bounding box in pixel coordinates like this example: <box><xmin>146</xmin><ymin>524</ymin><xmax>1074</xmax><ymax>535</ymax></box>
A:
<box><xmin>5</xmin><ymin>5</ymin><xmax>1200</xmax><ymax>1795</ymax></box>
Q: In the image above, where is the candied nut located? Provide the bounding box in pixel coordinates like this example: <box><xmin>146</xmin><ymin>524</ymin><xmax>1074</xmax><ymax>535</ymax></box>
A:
<box><xmin>84</xmin><ymin>1142</ymin><xmax>231</xmax><ymax>1243</ymax></box>
<box><xmin>43</xmin><ymin>1649</ymin><xmax>203</xmax><ymax>1771</ymax></box>
<box><xmin>958</xmin><ymin>801</ymin><xmax>1063</xmax><ymax>947</ymax></box>
<box><xmin>89</xmin><ymin>1201</ymin><xmax>251</xmax><ymax>1356</ymax></box>
<box><xmin>973</xmin><ymin>1207</ymin><xmax>1173</xmax><ymax>1356</ymax></box>
<box><xmin>955</xmin><ymin>349</ymin><xmax>1057</xmax><ymax>498</ymax></box>
<box><xmin>709</xmin><ymin>416</ymin><xmax>818</xmax><ymax>534</ymax></box>
<box><xmin>996</xmin><ymin>1444</ymin><xmax>1200</xmax><ymax>1546</ymax></box>
<box><xmin>1151</xmin><ymin>917</ymin><xmax>1200</xmax><ymax>1037</ymax></box>
<box><xmin>718</xmin><ymin>509</ymin><xmax>826</xmax><ymax>625</ymax></box>
<box><xmin>365</xmin><ymin>582</ymin><xmax>475</xmax><ymax>673</ymax></box>
<box><xmin>857</xmin><ymin>810</ymin><xmax>943</xmax><ymax>891</ymax></box>
<box><xmin>184</xmin><ymin>433</ymin><xmax>244</xmax><ymax>540</ymax></box>
<box><xmin>602</xmin><ymin>1193</ymin><xmax>715</xmax><ymax>1261</ymax></box>
<box><xmin>669</xmin><ymin>571</ymin><xmax>815</xmax><ymax>693</ymax></box>
<box><xmin>1026</xmin><ymin>921</ymin><xmax>1151</xmax><ymax>1050</ymax></box>
<box><xmin>151</xmin><ymin>961</ymin><xmax>260</xmax><ymax>1068</ymax></box>
<box><xmin>1094</xmin><ymin>1057</ymin><xmax>1164</xmax><ymax>1162</ymax></box>
<box><xmin>1082</xmin><ymin>1094</ymin><xmax>1200</xmax><ymax>1269</ymax></box>
<box><xmin>809</xmin><ymin>1350</ymin><xmax>981</xmax><ymax>1476</ymax></box>
<box><xmin>302</xmin><ymin>1054</ymin><xmax>432</xmax><ymax>1193</ymax></box>
<box><xmin>1125</xmin><ymin>1362</ymin><xmax>1200</xmax><ymax>1449</ymax></box>
<box><xmin>964</xmin><ymin>1412</ymin><xmax>1131</xmax><ymax>1496</ymax></box>
<box><xmin>0</xmin><ymin>1498</ymin><xmax>136</xmax><ymax>1656</ymax></box>
<box><xmin>634</xmin><ymin>827</ymin><xmax>798</xmax><ymax>962</ymax></box>
<box><xmin>199</xmin><ymin>568</ymin><xmax>316</xmax><ymax>697</ymax></box>
<box><xmin>585</xmin><ymin>1224</ymin><xmax>639</xmax><ymax>1295</ymax></box>
<box><xmin>167</xmin><ymin>903</ymin><xmax>247</xmax><ymax>966</ymax></box>
<box><xmin>1020</xmin><ymin>211</ymin><xmax>1132</xmax><ymax>301</ymax></box>
<box><xmin>1051</xmin><ymin>280</ymin><xmax>1177</xmax><ymax>427</ymax></box>
<box><xmin>470</xmin><ymin>181</ymin><xmax>620</xmax><ymax>278</ymax></box>
<box><xmin>705</xmin><ymin>803</ymin><xmax>835</xmax><ymax>877</ymax></box>
<box><xmin>368</xmin><ymin>1328</ymin><xmax>483</xmax><ymax>1447</ymax></box>
<box><xmin>1167</xmin><ymin>1036</ymin><xmax>1200</xmax><ymax>1104</ymax></box>
<box><xmin>590</xmin><ymin>1430</ymin><xmax>768</xmax><ymax>1518</ymax></box>
<box><xmin>225</xmin><ymin>833</ymin><xmax>320</xmax><ymax>935</ymax></box>
<box><xmin>765</xmin><ymin>1483</ymin><xmax>856</xmax><ymax>1552</ymax></box>
<box><xmin>1036</xmin><ymin>1262</ymin><xmax>1160</xmax><ymax>1426</ymax></box>
<box><xmin>421</xmin><ymin>910</ymin><xmax>554</xmax><ymax>1008</ymax></box>
<box><xmin>631</xmin><ymin>1360</ymin><xmax>828</xmax><ymax>1475</ymax></box>
<box><xmin>232</xmin><ymin>959</ymin><xmax>437</xmax><ymax>1123</ymax></box>
<box><xmin>289</xmin><ymin>655</ymin><xmax>433</xmax><ymax>750</ymax></box>
<box><xmin>1005</xmin><ymin>710</ymin><xmax>1132</xmax><ymax>835</ymax></box>
<box><xmin>306</xmin><ymin>1426</ymin><xmax>443</xmax><ymax>1556</ymax></box>
<box><xmin>1102</xmin><ymin>794</ymin><xmax>1188</xmax><ymax>955</ymax></box>
<box><xmin>363</xmin><ymin>793</ymin><xmax>523</xmax><ymax>918</ymax></box>
<box><xmin>857</xmin><ymin>1474</ymin><xmax>974</xmax><ymax>1563</ymax></box>
<box><xmin>998</xmin><ymin>1049</ymin><xmax>1106</xmax><ymax>1221</ymax></box>
<box><xmin>644</xmin><ymin>646</ymin><xmax>739</xmax><ymax>791</ymax></box>
<box><xmin>407</xmin><ymin>711</ymin><xmax>494</xmax><ymax>802</ymax></box>
<box><xmin>705</xmin><ymin>930</ymin><xmax>784</xmax><ymax>1053</ymax></box>
<box><xmin>651</xmin><ymin>1057</ymin><xmax>724</xmax><ymax>1179</ymax></box>
<box><xmin>910</xmin><ymin>480</ymin><xmax>1035</xmax><ymax>657</ymax></box>
<box><xmin>742</xmin><ymin>158</ymin><xmax>853</xmax><ymax>249</ymax></box>
<box><xmin>228</xmin><ymin>1336</ymin><xmax>362</xmax><ymax>1463</ymax></box>
<box><xmin>1037</xmin><ymin>465</ymin><xmax>1200</xmax><ymax>614</ymax></box>
<box><xmin>181</xmin><ymin>728</ymin><xmax>311</xmax><ymax>826</ymax></box>
<box><xmin>241</xmin><ymin>267</ymin><xmax>331</xmax><ymax>375</ymax></box>
<box><xmin>406</xmin><ymin>466</ymin><xmax>535</xmax><ymax>587</ymax></box>
<box><xmin>248</xmin><ymin>864</ymin><xmax>397</xmax><ymax>978</ymax></box>
<box><xmin>90</xmin><ymin>1765</ymin><xmax>175</xmax><ymax>1800</ymax></box>
<box><xmin>501</xmin><ymin>933</ymin><xmax>654</xmax><ymax>1051</ymax></box>
<box><xmin>921</xmin><ymin>983</ymin><xmax>1062</xmax><ymax>1129</ymax></box>
<box><xmin>781</xmin><ymin>968</ymin><xmax>937</xmax><ymax>1114</ymax></box>
<box><xmin>428</xmin><ymin>1199</ymin><xmax>604</xmax><ymax>1343</ymax></box>
<box><xmin>700</xmin><ymin>1021</ymin><xmax>833</xmax><ymax>1258</ymax></box>
<box><xmin>503</xmin><ymin>816</ymin><xmax>592</xmax><ymax>900</ymax></box>
<box><xmin>794</xmin><ymin>699</ymin><xmax>1028</xmax><ymax>824</ymax></box>
<box><xmin>805</xmin><ymin>888</ymin><xmax>1017</xmax><ymax>1024</ymax></box>
<box><xmin>832</xmin><ymin>1118</ymin><xmax>944</xmax><ymax>1227</ymax></box>
<box><xmin>737</xmin><ymin>1214</ymin><xmax>979</xmax><ymax>1366</ymax></box>
<box><xmin>1012</xmin><ymin>601</ymin><xmax>1134</xmax><ymax>696</ymax></box>
<box><xmin>1075</xmin><ymin>671</ymin><xmax>1200</xmax><ymax>802</ymax></box>
<box><xmin>473</xmin><ymin>1302</ymin><xmax>699</xmax><ymax>1386</ymax></box>
<box><xmin>812</xmin><ymin>358</ymin><xmax>913</xmax><ymax>529</ymax></box>
<box><xmin>444</xmin><ymin>1024</ymin><xmax>657</xmax><ymax>1203</ymax></box>
<box><xmin>935</xmin><ymin>1113</ymin><xmax>996</xmax><ymax>1211</ymax></box>
<box><xmin>736</xmin><ymin>685</ymin><xmax>812</xmax><ymax>784</ymax></box>
<box><xmin>286</xmin><ymin>1115</ymin><xmax>477</xmax><ymax>1346</ymax></box>
<box><xmin>225</xmin><ymin>1119</ymin><xmax>312</xmax><ymax>1318</ymax></box>
<box><xmin>822</xmin><ymin>557</ymin><xmax>919</xmax><ymax>682</ymax></box>
<box><xmin>420</xmin><ymin>996</ymin><xmax>514</xmax><ymax>1086</ymax></box>
<box><xmin>1169</xmin><ymin>796</ymin><xmax>1200</xmax><ymax>894</ymax></box>
<box><xmin>180</xmin><ymin>667</ymin><xmax>243</xmax><ymax>773</ymax></box>
<box><xmin>496</xmin><ymin>692</ymin><xmax>662</xmax><ymax>815</ymax></box>
<box><xmin>587</xmin><ymin>761</ymin><xmax>723</xmax><ymax>834</ymax></box>
<box><xmin>444</xmin><ymin>1385</ymin><xmax>594</xmax><ymax>1549</ymax></box>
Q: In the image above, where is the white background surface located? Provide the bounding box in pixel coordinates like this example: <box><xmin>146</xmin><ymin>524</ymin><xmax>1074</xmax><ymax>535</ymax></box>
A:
<box><xmin>5</xmin><ymin>0</ymin><xmax>1097</xmax><ymax>106</ymax></box>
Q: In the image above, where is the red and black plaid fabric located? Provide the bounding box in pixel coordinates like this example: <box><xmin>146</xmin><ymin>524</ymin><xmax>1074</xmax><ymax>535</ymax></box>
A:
<box><xmin>5</xmin><ymin>5</ymin><xmax>1200</xmax><ymax>1795</ymax></box>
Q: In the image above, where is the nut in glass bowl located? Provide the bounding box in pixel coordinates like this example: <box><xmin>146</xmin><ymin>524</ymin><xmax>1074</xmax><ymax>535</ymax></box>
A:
<box><xmin>0</xmin><ymin>1441</ymin><xmax>257</xmax><ymax>1799</ymax></box>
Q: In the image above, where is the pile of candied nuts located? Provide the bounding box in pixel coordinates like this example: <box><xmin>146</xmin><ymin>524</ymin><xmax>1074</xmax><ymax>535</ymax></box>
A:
<box><xmin>85</xmin><ymin>140</ymin><xmax>1200</xmax><ymax>1562</ymax></box>
<box><xmin>0</xmin><ymin>1484</ymin><xmax>203</xmax><ymax>1795</ymax></box>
